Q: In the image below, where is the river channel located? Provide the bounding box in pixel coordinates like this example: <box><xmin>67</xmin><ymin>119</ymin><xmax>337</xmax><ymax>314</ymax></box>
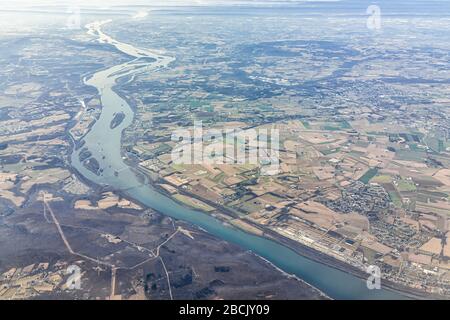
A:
<box><xmin>71</xmin><ymin>19</ymin><xmax>408</xmax><ymax>300</ymax></box>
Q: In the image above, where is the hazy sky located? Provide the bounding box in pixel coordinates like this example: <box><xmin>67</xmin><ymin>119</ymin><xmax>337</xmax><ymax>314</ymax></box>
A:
<box><xmin>1</xmin><ymin>0</ymin><xmax>341</xmax><ymax>8</ymax></box>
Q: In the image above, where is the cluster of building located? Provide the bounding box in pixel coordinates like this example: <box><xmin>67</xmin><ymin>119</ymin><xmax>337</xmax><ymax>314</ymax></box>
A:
<box><xmin>0</xmin><ymin>262</ymin><xmax>72</xmax><ymax>299</ymax></box>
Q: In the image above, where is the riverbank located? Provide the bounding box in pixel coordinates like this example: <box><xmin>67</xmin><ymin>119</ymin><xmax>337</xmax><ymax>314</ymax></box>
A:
<box><xmin>142</xmin><ymin>175</ymin><xmax>441</xmax><ymax>300</ymax></box>
<box><xmin>142</xmin><ymin>172</ymin><xmax>444</xmax><ymax>300</ymax></box>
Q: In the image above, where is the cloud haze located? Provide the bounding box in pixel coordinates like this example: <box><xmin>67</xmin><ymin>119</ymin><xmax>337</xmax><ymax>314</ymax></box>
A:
<box><xmin>1</xmin><ymin>0</ymin><xmax>341</xmax><ymax>8</ymax></box>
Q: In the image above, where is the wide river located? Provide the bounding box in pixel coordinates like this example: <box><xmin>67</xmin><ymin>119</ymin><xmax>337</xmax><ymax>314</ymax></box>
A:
<box><xmin>71</xmin><ymin>19</ymin><xmax>408</xmax><ymax>300</ymax></box>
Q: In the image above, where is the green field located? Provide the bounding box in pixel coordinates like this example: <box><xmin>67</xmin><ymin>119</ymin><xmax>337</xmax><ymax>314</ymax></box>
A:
<box><xmin>388</xmin><ymin>191</ymin><xmax>403</xmax><ymax>208</ymax></box>
<box><xmin>371</xmin><ymin>175</ymin><xmax>392</xmax><ymax>184</ymax></box>
<box><xmin>359</xmin><ymin>168</ymin><xmax>379</xmax><ymax>184</ymax></box>
<box><xmin>301</xmin><ymin>121</ymin><xmax>311</xmax><ymax>129</ymax></box>
<box><xmin>397</xmin><ymin>178</ymin><xmax>417</xmax><ymax>192</ymax></box>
